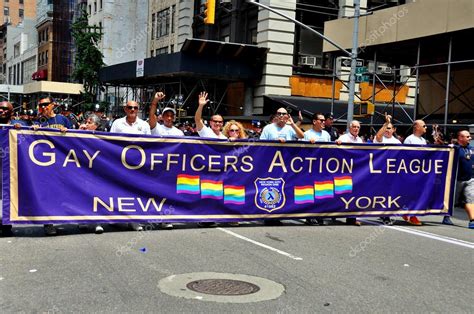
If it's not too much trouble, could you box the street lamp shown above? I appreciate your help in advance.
[246,0,361,129]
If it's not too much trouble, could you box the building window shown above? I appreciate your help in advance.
[4,8,9,16]
[94,1,97,13]
[150,50,154,57]
[151,13,155,39]
[19,9,24,19]
[171,5,176,34]
[156,8,170,39]
[45,28,48,41]
[100,0,103,10]
[88,5,91,15]
[19,0,24,4]
[155,47,167,55]
[14,43,20,58]
[45,51,48,64]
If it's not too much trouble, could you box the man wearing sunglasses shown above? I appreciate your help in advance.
[0,101,25,236]
[110,101,151,135]
[194,92,227,139]
[110,100,150,232]
[400,120,428,226]
[260,108,304,142]
[33,96,72,132]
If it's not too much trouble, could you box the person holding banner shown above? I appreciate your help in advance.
[195,92,227,139]
[259,108,304,142]
[401,120,427,226]
[336,120,363,226]
[301,112,330,226]
[223,120,247,140]
[110,101,151,232]
[148,92,183,229]
[0,101,24,236]
[455,130,474,229]
[373,114,401,225]
[32,97,73,235]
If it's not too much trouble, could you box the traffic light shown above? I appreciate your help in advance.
[354,101,375,117]
[204,0,216,25]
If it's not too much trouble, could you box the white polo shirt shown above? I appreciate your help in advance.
[198,125,227,139]
[151,124,184,137]
[374,136,401,144]
[110,117,151,135]
[338,133,363,143]
[404,134,427,145]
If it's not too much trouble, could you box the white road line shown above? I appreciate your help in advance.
[360,219,474,249]
[216,227,303,261]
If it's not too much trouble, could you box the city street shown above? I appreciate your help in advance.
[1,207,472,312]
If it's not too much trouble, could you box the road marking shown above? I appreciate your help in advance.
[217,227,303,260]
[361,219,474,249]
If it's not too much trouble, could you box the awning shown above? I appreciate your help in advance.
[100,39,269,85]
[264,95,415,125]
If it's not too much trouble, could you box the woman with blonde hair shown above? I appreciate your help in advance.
[223,120,247,140]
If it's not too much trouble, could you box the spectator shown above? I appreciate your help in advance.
[336,120,363,226]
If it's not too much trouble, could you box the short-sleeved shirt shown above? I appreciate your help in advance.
[303,129,331,142]
[197,125,227,139]
[35,114,72,129]
[260,123,297,141]
[404,134,427,145]
[151,124,184,137]
[337,133,363,143]
[458,145,474,181]
[374,136,401,144]
[110,117,151,135]
[325,126,339,141]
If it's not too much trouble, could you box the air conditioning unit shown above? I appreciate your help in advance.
[299,56,317,66]
[368,61,392,75]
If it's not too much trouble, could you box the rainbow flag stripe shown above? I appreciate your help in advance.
[201,180,224,199]
[224,185,245,205]
[294,186,314,204]
[334,176,353,194]
[177,174,200,194]
[314,181,334,199]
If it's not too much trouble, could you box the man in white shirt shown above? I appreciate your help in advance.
[194,91,227,139]
[110,101,151,135]
[260,108,304,142]
[110,101,150,231]
[336,120,362,226]
[400,120,427,226]
[302,112,330,226]
[148,92,184,137]
[336,120,363,144]
[148,92,183,229]
[303,112,331,143]
[374,114,401,144]
[404,120,427,145]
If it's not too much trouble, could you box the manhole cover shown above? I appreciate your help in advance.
[186,279,260,296]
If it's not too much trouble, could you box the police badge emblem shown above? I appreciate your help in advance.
[254,178,286,212]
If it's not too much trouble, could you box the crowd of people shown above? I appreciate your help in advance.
[0,92,472,236]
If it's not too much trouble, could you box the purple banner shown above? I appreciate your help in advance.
[1,128,458,224]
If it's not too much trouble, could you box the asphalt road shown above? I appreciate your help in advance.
[1,207,473,313]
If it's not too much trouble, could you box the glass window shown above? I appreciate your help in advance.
[19,9,24,19]
[4,8,9,16]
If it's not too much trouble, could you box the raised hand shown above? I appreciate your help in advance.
[198,92,209,107]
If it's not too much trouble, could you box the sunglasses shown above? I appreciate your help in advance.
[38,102,52,107]
[126,106,139,110]
[318,119,325,122]
[276,112,287,116]
[422,125,427,128]
[211,120,223,124]
[386,127,392,130]
[229,129,240,132]
[0,106,10,110]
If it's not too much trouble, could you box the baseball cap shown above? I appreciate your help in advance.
[162,107,176,115]
[324,112,334,120]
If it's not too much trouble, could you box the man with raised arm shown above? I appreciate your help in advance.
[194,91,226,139]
